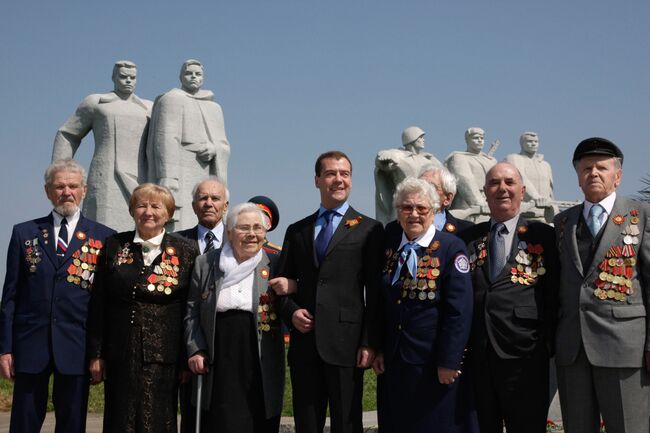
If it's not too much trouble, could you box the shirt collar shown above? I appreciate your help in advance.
[584,192,617,218]
[197,221,224,242]
[490,213,520,234]
[134,229,166,247]
[52,209,81,228]
[398,223,436,251]
[318,201,349,218]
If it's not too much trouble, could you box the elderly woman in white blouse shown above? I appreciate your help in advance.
[184,203,285,433]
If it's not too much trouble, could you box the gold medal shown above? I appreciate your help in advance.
[81,262,89,270]
[67,275,75,283]
[147,284,155,291]
[428,280,436,289]
[599,272,608,281]
[517,264,524,272]
[270,313,277,320]
[164,287,172,295]
[511,276,518,283]
[73,259,81,266]
[81,246,89,253]
[607,290,616,299]
[594,289,602,298]
[430,268,440,277]
[263,305,269,311]
[157,284,164,292]
[518,277,525,284]
[173,265,180,272]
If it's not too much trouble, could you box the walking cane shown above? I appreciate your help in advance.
[195,374,203,433]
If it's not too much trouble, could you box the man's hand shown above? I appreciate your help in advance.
[291,309,314,333]
[188,352,209,374]
[371,353,385,375]
[356,346,376,369]
[89,358,105,385]
[0,353,14,381]
[268,277,297,295]
[197,143,217,162]
[437,367,461,385]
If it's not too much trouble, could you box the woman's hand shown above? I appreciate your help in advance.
[188,352,209,374]
[437,367,461,385]
[268,277,297,295]
[89,358,105,385]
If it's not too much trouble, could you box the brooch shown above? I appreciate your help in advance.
[344,216,363,227]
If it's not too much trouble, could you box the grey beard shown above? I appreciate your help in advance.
[54,203,80,217]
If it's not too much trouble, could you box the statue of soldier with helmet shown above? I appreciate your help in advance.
[374,126,443,224]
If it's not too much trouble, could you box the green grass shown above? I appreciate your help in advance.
[0,352,379,416]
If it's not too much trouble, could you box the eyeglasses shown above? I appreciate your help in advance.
[398,205,431,215]
[234,224,266,234]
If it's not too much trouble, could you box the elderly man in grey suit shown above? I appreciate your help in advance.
[554,137,650,433]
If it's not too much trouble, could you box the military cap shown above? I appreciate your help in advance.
[248,196,279,232]
[572,137,623,166]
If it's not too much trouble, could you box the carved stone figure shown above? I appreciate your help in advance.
[504,132,558,223]
[374,126,443,224]
[444,127,497,223]
[52,60,152,232]
[146,59,231,231]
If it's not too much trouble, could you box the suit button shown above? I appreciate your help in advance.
[580,306,587,312]
[396,300,401,305]
[397,324,402,331]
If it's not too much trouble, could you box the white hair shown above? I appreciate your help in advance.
[393,177,440,213]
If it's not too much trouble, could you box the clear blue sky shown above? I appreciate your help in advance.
[1,0,649,282]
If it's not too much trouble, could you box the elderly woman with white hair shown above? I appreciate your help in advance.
[373,177,478,433]
[184,203,285,433]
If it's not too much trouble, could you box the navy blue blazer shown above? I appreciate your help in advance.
[0,213,115,375]
[381,230,473,369]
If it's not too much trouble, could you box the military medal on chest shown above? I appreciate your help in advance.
[24,237,43,273]
[396,241,441,301]
[469,236,488,271]
[115,242,134,265]
[66,236,102,289]
[258,274,278,333]
[593,210,639,302]
[146,246,180,295]
[510,241,546,285]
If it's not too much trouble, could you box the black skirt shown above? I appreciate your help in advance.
[202,309,265,433]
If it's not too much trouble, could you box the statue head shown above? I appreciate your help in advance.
[464,127,485,154]
[112,60,137,98]
[180,59,204,94]
[401,126,426,153]
[520,132,539,157]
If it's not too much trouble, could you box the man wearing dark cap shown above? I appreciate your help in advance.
[249,195,282,270]
[554,138,650,433]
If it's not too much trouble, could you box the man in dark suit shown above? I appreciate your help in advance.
[276,150,384,433]
[460,162,557,433]
[554,138,650,433]
[0,159,115,433]
[174,176,228,433]
[385,165,473,243]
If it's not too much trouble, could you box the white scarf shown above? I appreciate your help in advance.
[219,243,263,289]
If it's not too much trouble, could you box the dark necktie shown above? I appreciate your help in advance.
[315,210,335,264]
[204,231,216,254]
[490,223,507,280]
[57,218,69,262]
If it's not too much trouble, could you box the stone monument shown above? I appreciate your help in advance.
[374,126,443,224]
[146,59,231,231]
[504,132,558,223]
[52,60,153,232]
[444,127,498,223]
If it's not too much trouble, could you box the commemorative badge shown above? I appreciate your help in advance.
[146,247,180,295]
[66,238,103,290]
[444,223,456,233]
[344,216,363,228]
[24,237,42,272]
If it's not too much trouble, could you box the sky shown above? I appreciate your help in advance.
[1,0,649,283]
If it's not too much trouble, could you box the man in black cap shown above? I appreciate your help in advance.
[249,195,282,270]
[554,137,650,433]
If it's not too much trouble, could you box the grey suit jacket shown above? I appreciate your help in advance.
[184,250,285,417]
[554,196,650,368]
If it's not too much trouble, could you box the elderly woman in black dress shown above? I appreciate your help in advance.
[373,177,478,433]
[87,183,198,433]
[185,202,285,433]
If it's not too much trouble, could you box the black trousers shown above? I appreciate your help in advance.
[290,356,363,433]
[471,343,549,433]
[10,365,88,433]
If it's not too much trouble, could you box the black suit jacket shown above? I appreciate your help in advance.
[460,218,558,360]
[278,206,384,367]
[174,226,200,249]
